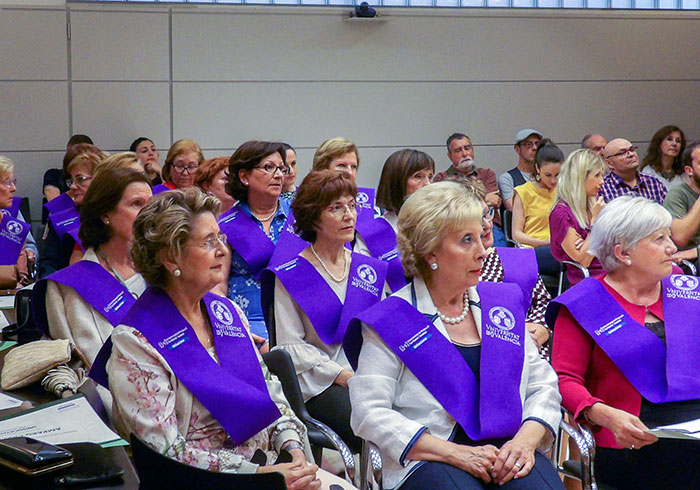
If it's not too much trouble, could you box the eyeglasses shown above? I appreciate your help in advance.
[519,141,538,148]
[607,146,637,159]
[326,200,358,217]
[172,164,198,174]
[0,178,17,189]
[255,163,290,176]
[66,175,92,187]
[482,206,495,222]
[199,232,228,251]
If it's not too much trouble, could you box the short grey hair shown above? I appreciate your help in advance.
[397,181,482,281]
[588,196,672,272]
[131,187,221,287]
[0,156,14,177]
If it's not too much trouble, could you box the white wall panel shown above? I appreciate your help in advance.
[0,82,69,151]
[70,11,170,81]
[0,9,67,80]
[72,82,170,151]
[172,11,700,82]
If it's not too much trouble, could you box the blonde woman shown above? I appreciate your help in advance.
[549,149,606,286]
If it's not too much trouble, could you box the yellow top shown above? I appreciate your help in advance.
[514,181,556,248]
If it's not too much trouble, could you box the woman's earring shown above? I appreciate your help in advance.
[430,262,438,271]
[242,181,249,186]
[174,269,182,277]
[626,260,632,266]
[104,217,110,224]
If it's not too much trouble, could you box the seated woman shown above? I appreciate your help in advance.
[512,139,563,277]
[42,168,152,370]
[38,150,105,278]
[549,149,606,286]
[375,149,434,292]
[640,125,686,190]
[103,188,350,489]
[153,139,203,194]
[129,137,162,185]
[0,156,34,288]
[195,156,236,215]
[98,152,146,173]
[550,196,700,489]
[221,140,292,340]
[269,170,387,453]
[281,143,298,201]
[348,182,563,490]
[463,180,552,351]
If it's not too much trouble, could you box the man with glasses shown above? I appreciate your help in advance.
[599,138,667,204]
[498,128,543,211]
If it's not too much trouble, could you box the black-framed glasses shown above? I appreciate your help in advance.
[255,163,290,176]
[519,141,538,148]
[172,164,198,174]
[482,206,495,222]
[66,175,92,187]
[607,146,637,159]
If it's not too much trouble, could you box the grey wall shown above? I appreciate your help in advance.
[1,3,699,221]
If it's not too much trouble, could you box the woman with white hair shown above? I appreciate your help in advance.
[347,182,563,490]
[549,149,606,286]
[549,195,700,489]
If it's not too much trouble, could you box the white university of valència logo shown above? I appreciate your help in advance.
[352,263,380,297]
[6,220,23,236]
[666,274,700,300]
[485,306,521,346]
[210,300,245,338]
[356,192,369,205]
[1,219,24,245]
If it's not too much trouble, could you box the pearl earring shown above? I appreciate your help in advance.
[174,269,181,277]
[626,260,632,266]
[104,217,110,224]
[242,181,249,186]
[430,262,438,271]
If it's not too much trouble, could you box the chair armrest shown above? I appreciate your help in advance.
[561,260,590,278]
[367,440,383,490]
[305,416,356,482]
[559,409,597,490]
[681,259,697,276]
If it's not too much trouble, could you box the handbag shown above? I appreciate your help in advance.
[0,339,72,390]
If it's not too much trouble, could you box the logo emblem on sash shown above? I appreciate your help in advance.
[670,274,699,291]
[0,209,8,216]
[6,221,22,235]
[211,300,234,326]
[357,192,369,205]
[488,307,515,331]
[357,264,378,285]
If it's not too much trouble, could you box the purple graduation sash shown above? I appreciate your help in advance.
[496,247,538,312]
[267,210,308,270]
[0,215,30,266]
[36,260,136,333]
[119,288,281,444]
[219,206,278,280]
[356,216,407,292]
[1,197,22,218]
[44,192,74,216]
[49,206,83,249]
[355,187,376,225]
[550,276,700,403]
[272,253,387,346]
[347,281,525,441]
[152,183,174,195]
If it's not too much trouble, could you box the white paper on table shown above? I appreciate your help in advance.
[0,392,23,410]
[0,394,122,446]
[649,418,700,440]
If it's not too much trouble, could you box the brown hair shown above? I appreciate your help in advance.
[225,140,286,203]
[641,125,686,177]
[162,139,204,183]
[376,149,434,213]
[292,170,357,243]
[62,143,106,178]
[312,137,360,171]
[79,168,152,249]
[195,157,229,189]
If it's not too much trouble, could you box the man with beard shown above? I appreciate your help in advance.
[434,132,506,246]
[498,129,542,211]
[664,141,700,263]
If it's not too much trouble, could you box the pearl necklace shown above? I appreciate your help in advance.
[436,290,470,325]
[251,202,278,222]
[311,244,349,283]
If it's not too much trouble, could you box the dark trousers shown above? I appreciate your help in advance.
[400,451,563,490]
[306,384,363,454]
[596,439,700,490]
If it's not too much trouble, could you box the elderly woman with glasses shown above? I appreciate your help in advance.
[550,196,700,489]
[93,189,353,490]
[265,170,388,453]
[219,140,293,342]
[347,182,563,490]
[153,139,204,194]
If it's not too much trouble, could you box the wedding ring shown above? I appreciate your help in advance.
[515,463,522,469]
[630,444,635,449]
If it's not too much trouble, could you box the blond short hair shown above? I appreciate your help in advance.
[96,152,143,174]
[312,137,360,171]
[397,181,482,281]
[162,139,204,183]
[131,187,220,287]
[0,156,14,178]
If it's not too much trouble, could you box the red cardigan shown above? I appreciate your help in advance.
[551,277,664,449]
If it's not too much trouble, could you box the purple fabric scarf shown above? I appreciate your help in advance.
[551,276,700,403]
[44,193,74,216]
[0,215,30,265]
[49,206,83,250]
[152,183,174,195]
[272,253,387,345]
[122,288,281,444]
[219,206,276,280]
[347,281,525,441]
[1,197,22,218]
[356,216,406,292]
[355,187,376,225]
[496,247,538,312]
[36,260,136,333]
